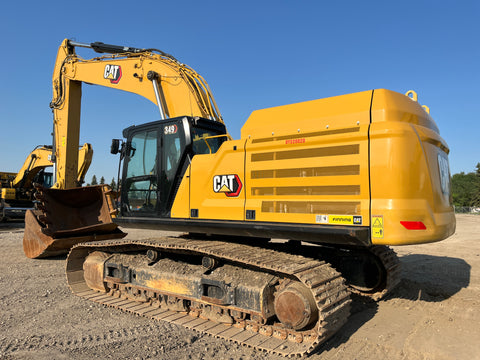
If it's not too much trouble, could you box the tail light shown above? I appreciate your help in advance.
[400,221,426,230]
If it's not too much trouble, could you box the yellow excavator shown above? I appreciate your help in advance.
[24,39,455,356]
[0,143,92,222]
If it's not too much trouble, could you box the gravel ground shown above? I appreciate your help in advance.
[0,215,478,360]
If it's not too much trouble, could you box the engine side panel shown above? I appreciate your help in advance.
[243,90,371,227]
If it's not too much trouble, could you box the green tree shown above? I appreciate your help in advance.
[91,175,98,185]
[452,171,479,207]
[110,177,117,189]
[472,163,480,207]
[100,176,105,185]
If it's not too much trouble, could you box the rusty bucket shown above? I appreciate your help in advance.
[23,185,126,259]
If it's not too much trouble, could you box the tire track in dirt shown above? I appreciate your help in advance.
[0,322,165,355]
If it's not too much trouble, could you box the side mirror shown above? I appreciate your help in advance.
[111,139,121,154]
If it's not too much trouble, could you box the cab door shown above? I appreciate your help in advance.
[159,120,188,216]
[121,125,160,216]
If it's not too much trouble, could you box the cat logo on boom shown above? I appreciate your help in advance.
[104,65,122,84]
[213,174,242,197]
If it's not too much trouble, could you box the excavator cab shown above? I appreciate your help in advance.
[32,169,54,189]
[114,116,227,218]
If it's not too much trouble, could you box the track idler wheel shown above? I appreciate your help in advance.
[274,281,318,330]
[83,251,111,292]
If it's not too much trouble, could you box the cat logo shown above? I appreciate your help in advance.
[104,64,122,84]
[213,174,242,197]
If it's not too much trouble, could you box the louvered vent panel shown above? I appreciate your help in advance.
[249,140,362,216]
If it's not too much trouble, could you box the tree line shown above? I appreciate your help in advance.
[86,175,117,189]
[452,163,480,208]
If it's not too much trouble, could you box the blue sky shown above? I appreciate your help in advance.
[0,1,478,183]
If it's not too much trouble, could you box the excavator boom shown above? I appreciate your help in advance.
[13,143,93,188]
[50,39,223,189]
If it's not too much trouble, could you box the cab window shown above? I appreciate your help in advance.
[191,126,227,154]
[124,129,158,214]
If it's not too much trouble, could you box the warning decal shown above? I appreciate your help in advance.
[372,215,384,239]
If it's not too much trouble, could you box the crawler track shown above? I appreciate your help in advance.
[66,237,351,357]
[360,245,401,301]
[265,242,401,301]
[323,245,401,301]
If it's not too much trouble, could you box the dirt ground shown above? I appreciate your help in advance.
[0,215,478,360]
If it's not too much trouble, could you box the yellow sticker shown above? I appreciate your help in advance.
[328,215,363,225]
[372,215,384,238]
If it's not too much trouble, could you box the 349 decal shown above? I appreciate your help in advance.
[104,64,122,84]
[164,124,178,135]
[213,174,242,197]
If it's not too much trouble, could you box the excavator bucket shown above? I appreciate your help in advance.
[23,185,126,258]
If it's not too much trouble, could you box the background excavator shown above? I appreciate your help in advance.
[0,143,92,222]
[23,39,455,356]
